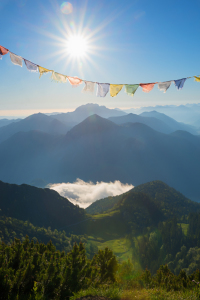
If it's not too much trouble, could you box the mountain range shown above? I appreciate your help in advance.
[0,104,197,145]
[125,103,200,126]
[0,118,21,128]
[0,104,127,143]
[108,112,197,134]
[51,103,127,125]
[0,113,200,201]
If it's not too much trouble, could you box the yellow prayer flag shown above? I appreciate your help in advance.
[110,84,124,97]
[194,76,200,82]
[38,66,51,78]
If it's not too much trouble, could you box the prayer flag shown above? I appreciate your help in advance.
[51,71,67,83]
[96,83,110,97]
[38,66,51,78]
[125,84,139,96]
[82,81,95,93]
[140,83,155,93]
[0,45,9,55]
[0,54,2,60]
[157,81,173,93]
[194,76,200,82]
[9,52,23,67]
[67,76,83,86]
[24,59,38,72]
[110,84,124,97]
[174,78,187,90]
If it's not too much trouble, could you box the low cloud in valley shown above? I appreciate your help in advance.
[49,179,134,208]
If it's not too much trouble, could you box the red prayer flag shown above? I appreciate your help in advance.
[140,83,155,93]
[0,45,9,55]
[67,76,82,86]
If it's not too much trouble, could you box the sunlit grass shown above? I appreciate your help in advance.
[70,287,200,300]
[178,223,189,236]
[70,285,122,300]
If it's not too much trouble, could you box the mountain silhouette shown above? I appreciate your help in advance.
[140,111,197,134]
[66,114,118,139]
[0,114,200,201]
[0,118,21,128]
[52,103,127,125]
[0,113,70,143]
[125,103,200,125]
[108,113,174,134]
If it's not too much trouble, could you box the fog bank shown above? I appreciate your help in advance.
[49,179,134,208]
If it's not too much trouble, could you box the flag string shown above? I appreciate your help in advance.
[0,44,200,97]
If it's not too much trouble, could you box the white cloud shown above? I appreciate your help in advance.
[49,179,134,208]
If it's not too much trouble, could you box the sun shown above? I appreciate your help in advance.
[66,35,88,58]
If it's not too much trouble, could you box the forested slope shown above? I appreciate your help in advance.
[0,181,87,231]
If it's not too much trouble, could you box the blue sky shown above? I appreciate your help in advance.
[0,0,200,117]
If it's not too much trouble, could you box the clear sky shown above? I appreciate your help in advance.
[0,0,200,117]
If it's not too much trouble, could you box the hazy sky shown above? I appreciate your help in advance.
[1,0,200,116]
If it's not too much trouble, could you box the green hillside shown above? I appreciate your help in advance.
[86,180,200,219]
[86,194,125,215]
[2,180,200,276]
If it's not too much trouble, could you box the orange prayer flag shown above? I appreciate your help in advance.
[140,83,155,93]
[67,76,82,86]
[0,45,9,55]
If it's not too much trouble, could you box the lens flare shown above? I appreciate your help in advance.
[70,21,75,29]
[60,2,73,14]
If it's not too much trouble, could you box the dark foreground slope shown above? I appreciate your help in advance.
[0,180,87,231]
[0,115,200,200]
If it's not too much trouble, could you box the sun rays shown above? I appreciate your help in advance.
[23,1,126,79]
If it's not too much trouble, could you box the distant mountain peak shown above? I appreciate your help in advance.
[66,114,118,139]
[25,112,50,121]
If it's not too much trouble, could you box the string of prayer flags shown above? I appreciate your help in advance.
[125,84,139,96]
[38,66,51,78]
[97,83,110,97]
[158,81,173,93]
[194,76,200,82]
[140,83,155,93]
[24,59,38,72]
[67,76,82,87]
[1,44,200,99]
[110,84,124,97]
[82,81,95,93]
[51,71,67,83]
[0,45,9,55]
[174,78,187,90]
[9,52,23,67]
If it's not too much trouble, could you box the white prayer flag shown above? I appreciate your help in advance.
[82,81,96,94]
[9,52,23,67]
